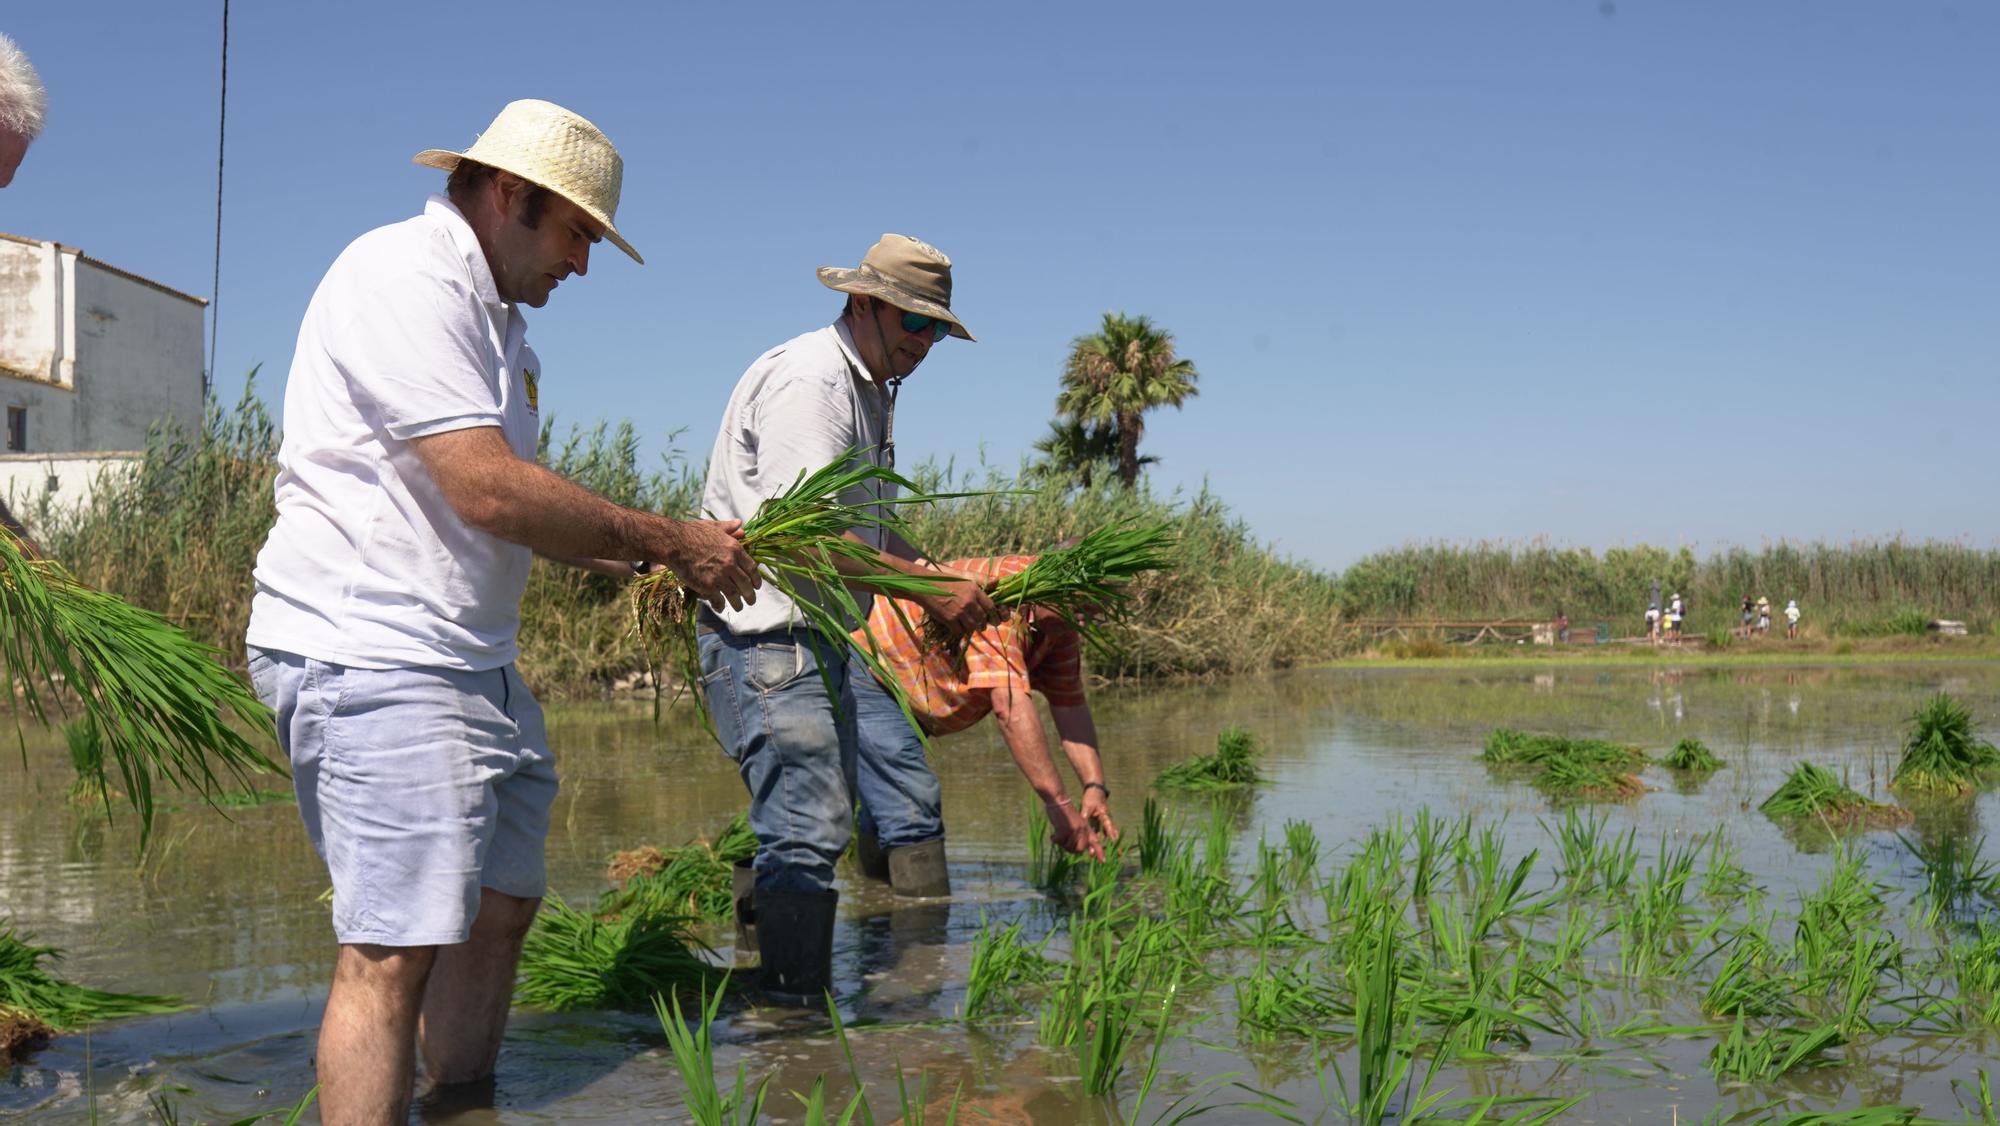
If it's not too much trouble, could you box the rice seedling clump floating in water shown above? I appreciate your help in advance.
[515,895,721,1012]
[1664,737,1724,772]
[1759,762,1911,830]
[1890,693,2000,798]
[602,814,757,923]
[1154,725,1262,790]
[1480,728,1647,801]
[0,925,183,1060]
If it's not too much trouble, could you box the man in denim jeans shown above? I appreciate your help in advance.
[698,234,997,1001]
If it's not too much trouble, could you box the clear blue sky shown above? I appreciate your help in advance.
[6,2,1995,570]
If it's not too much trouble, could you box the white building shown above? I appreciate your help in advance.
[0,232,207,524]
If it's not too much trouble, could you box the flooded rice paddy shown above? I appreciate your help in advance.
[8,661,2000,1123]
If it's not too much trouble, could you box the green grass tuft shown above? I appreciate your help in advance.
[515,895,722,1012]
[1891,693,2000,797]
[1664,737,1724,772]
[1154,725,1263,789]
[1759,762,1911,830]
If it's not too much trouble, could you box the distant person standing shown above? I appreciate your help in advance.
[0,31,46,188]
[1555,609,1570,645]
[1756,596,1772,637]
[1740,595,1755,639]
[1785,599,1801,639]
[1645,602,1661,644]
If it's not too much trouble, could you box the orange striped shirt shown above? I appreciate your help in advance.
[854,554,1087,736]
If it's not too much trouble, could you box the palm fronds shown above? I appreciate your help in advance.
[631,452,957,744]
[1664,737,1724,772]
[514,894,722,1012]
[0,924,184,1043]
[0,530,280,841]
[1760,763,1911,830]
[1891,693,2000,797]
[924,518,1178,664]
[1154,725,1262,790]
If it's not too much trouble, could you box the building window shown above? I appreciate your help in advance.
[4,407,23,452]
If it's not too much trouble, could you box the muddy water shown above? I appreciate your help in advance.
[6,661,2000,1123]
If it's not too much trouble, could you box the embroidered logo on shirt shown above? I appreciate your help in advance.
[522,367,539,413]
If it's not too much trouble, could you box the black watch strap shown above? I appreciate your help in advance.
[1083,781,1110,798]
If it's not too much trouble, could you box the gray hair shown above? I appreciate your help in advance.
[0,33,47,139]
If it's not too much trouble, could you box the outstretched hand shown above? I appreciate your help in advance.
[665,519,759,611]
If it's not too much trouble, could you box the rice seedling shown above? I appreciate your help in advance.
[1532,754,1645,802]
[601,814,756,923]
[1700,933,1799,1019]
[657,978,771,1126]
[1891,693,2000,797]
[1153,724,1263,790]
[149,1085,320,1126]
[1706,1015,1845,1081]
[63,716,112,805]
[1546,809,1639,897]
[1901,832,2000,926]
[921,517,1178,666]
[961,917,1059,1021]
[1759,762,1912,831]
[1484,730,1646,802]
[1284,818,1322,889]
[0,528,280,843]
[1665,737,1724,772]
[0,924,183,1041]
[629,452,960,742]
[1137,796,1173,874]
[1026,798,1087,891]
[515,894,721,1012]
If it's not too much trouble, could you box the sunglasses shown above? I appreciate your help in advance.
[899,310,953,342]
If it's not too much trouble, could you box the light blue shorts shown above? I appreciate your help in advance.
[249,647,556,947]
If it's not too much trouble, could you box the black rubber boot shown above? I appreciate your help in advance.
[886,837,950,898]
[854,824,891,882]
[731,861,758,958]
[754,887,838,1004]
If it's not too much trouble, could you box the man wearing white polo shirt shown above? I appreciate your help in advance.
[245,101,757,1125]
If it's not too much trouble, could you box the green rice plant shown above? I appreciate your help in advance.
[1153,724,1263,790]
[1665,737,1724,772]
[1026,798,1086,891]
[1485,731,1646,802]
[1900,832,2000,926]
[1234,955,1340,1039]
[1546,810,1639,897]
[1706,1015,1845,1081]
[149,1085,320,1126]
[1409,807,1461,901]
[961,917,1059,1021]
[1532,754,1644,802]
[1284,818,1321,889]
[1759,762,1912,831]
[602,815,756,923]
[63,716,111,805]
[1946,920,2000,1030]
[922,517,1177,665]
[0,527,280,843]
[515,894,721,1012]
[656,978,769,1126]
[1202,798,1237,880]
[1137,796,1173,874]
[1700,932,1799,1018]
[0,924,183,1036]
[1704,834,1756,900]
[630,452,960,743]
[1891,693,2000,797]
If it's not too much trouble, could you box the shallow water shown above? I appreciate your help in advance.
[6,661,2000,1123]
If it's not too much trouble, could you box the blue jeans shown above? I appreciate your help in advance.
[849,654,944,850]
[698,628,857,893]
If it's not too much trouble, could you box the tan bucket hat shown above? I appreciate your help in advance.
[413,99,642,264]
[817,234,974,341]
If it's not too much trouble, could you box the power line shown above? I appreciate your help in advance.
[207,0,228,397]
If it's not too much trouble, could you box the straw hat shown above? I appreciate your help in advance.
[413,99,642,264]
[817,234,974,341]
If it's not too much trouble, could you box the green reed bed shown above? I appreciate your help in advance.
[1892,694,2000,798]
[1761,763,1913,831]
[1154,724,1263,790]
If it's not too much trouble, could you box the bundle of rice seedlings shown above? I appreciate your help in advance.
[1481,729,1647,802]
[514,894,722,1012]
[1891,693,2000,797]
[630,452,957,742]
[1154,725,1262,790]
[0,924,183,1059]
[1,530,279,841]
[63,717,114,805]
[1533,755,1645,802]
[1665,737,1724,772]
[1759,763,1911,830]
[922,518,1177,666]
[601,814,756,923]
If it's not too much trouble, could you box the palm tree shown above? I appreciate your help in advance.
[1028,417,1141,488]
[1055,313,1200,488]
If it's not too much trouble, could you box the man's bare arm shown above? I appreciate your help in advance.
[410,426,758,608]
[990,682,1103,860]
[1049,702,1118,841]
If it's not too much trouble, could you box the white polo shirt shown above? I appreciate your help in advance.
[247,195,541,670]
[701,322,892,635]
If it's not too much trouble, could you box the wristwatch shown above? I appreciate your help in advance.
[631,560,656,576]
[1083,781,1110,799]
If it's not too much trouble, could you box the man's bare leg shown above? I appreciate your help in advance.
[418,888,541,1086]
[319,943,437,1126]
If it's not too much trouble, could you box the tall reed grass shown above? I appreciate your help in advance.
[37,390,1340,695]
